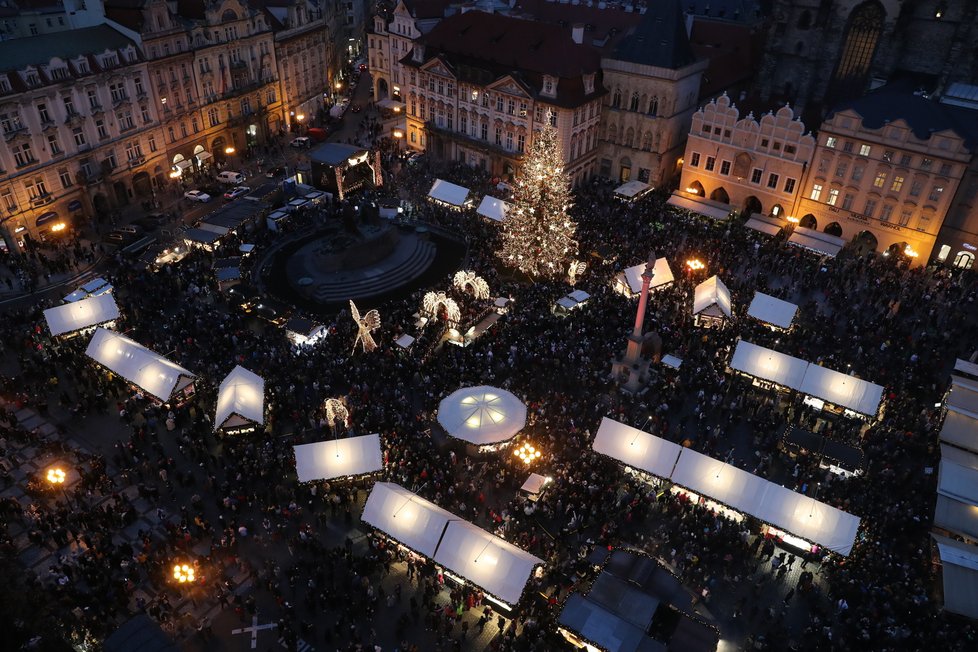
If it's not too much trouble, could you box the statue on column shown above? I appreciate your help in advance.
[610,250,662,393]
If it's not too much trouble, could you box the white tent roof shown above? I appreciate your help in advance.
[661,354,683,369]
[520,473,549,494]
[293,434,383,482]
[948,377,978,414]
[744,215,785,236]
[935,494,978,543]
[787,227,845,257]
[476,196,510,222]
[591,416,682,479]
[799,364,884,417]
[556,297,578,310]
[933,533,978,619]
[395,334,416,349]
[437,386,527,446]
[671,447,860,555]
[44,294,120,336]
[667,192,732,220]
[729,340,809,390]
[428,179,470,207]
[85,328,195,402]
[747,292,798,329]
[614,180,651,199]
[362,482,458,557]
[938,445,978,505]
[693,275,732,317]
[954,359,978,381]
[363,483,543,605]
[940,406,978,453]
[214,366,264,430]
[568,290,590,303]
[434,520,543,605]
[617,258,675,295]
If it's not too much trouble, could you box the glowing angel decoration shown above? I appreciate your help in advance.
[567,260,587,286]
[452,270,491,300]
[422,291,461,324]
[323,397,350,431]
[349,300,381,354]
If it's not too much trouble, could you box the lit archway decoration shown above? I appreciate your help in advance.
[422,291,461,324]
[350,300,381,353]
[452,271,490,300]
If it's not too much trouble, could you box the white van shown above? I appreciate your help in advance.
[217,171,246,184]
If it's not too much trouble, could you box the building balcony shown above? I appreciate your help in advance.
[425,121,524,159]
[30,193,55,207]
[3,125,29,141]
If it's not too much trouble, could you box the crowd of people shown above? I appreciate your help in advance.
[1,127,977,652]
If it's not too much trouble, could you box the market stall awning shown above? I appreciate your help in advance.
[661,354,683,369]
[614,180,652,201]
[671,447,861,555]
[434,519,543,606]
[614,258,674,296]
[428,179,470,207]
[783,427,863,472]
[693,275,732,317]
[183,228,222,246]
[940,406,978,453]
[591,416,682,479]
[558,593,651,652]
[935,494,978,543]
[938,444,978,506]
[955,358,978,381]
[437,385,526,446]
[395,334,415,349]
[362,482,458,557]
[747,292,798,329]
[520,473,549,495]
[214,365,264,431]
[476,196,510,222]
[744,214,786,236]
[44,293,120,336]
[730,340,807,389]
[787,226,845,257]
[799,364,884,417]
[195,151,212,162]
[667,192,733,221]
[948,376,978,414]
[933,533,978,619]
[377,98,405,111]
[85,328,195,402]
[293,434,383,482]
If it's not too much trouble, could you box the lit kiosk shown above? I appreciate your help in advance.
[437,386,527,454]
[293,434,383,483]
[214,366,265,434]
[85,328,196,405]
[611,251,662,394]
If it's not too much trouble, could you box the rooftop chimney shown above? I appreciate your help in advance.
[571,23,584,44]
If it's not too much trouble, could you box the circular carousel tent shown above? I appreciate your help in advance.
[437,386,527,447]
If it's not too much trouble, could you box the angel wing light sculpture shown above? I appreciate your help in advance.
[422,291,461,324]
[323,397,350,431]
[567,260,587,286]
[452,270,491,300]
[350,300,381,354]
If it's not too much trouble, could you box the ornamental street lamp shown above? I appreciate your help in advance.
[172,563,196,584]
[513,442,542,465]
[686,258,705,272]
[46,466,72,507]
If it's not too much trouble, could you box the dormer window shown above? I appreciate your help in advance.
[583,73,595,95]
[0,75,10,93]
[412,45,425,63]
[22,69,40,86]
[375,18,385,33]
[50,66,70,81]
[102,53,119,68]
[542,75,556,97]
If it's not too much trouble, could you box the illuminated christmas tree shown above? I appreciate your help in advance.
[497,116,577,279]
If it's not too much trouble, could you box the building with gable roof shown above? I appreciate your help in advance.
[0,22,165,249]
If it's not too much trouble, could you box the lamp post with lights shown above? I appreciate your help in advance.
[46,466,72,508]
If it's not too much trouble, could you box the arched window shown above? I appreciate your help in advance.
[612,89,622,108]
[630,92,639,112]
[828,2,885,103]
[648,97,658,116]
[954,251,975,269]
[607,124,617,143]
[624,127,634,148]
[641,132,653,151]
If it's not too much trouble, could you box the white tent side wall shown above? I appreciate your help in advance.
[693,275,732,317]
[933,534,978,619]
[84,328,195,402]
[476,196,510,222]
[591,416,682,478]
[799,364,884,417]
[428,179,470,207]
[44,293,120,336]
[214,365,265,430]
[940,407,978,453]
[747,292,798,329]
[293,434,383,482]
[362,482,458,558]
[729,340,808,390]
[434,520,543,606]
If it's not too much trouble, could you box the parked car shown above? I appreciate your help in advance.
[290,137,311,149]
[223,186,251,200]
[117,224,143,236]
[351,104,362,113]
[103,230,136,246]
[406,152,424,166]
[265,166,287,178]
[216,171,247,185]
[184,190,211,203]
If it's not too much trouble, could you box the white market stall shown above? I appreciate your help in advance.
[613,180,652,202]
[85,328,196,403]
[520,473,551,499]
[476,196,511,222]
[293,434,383,482]
[434,520,544,607]
[428,179,470,209]
[729,340,809,391]
[214,366,265,433]
[667,192,733,221]
[437,386,527,448]
[799,364,884,419]
[670,447,861,555]
[787,227,845,257]
[591,416,682,479]
[44,293,120,337]
[940,406,978,454]
[362,482,457,557]
[612,258,674,297]
[747,292,798,330]
[285,317,327,347]
[933,533,978,620]
[64,277,113,303]
[744,213,786,237]
[948,376,978,414]
[692,275,732,323]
